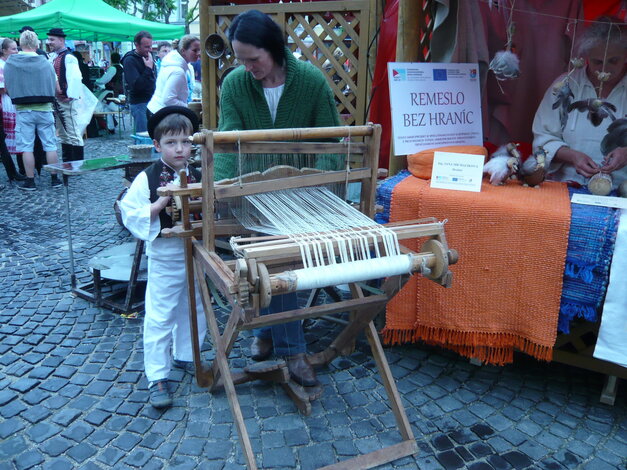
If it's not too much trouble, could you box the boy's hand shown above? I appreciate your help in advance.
[150,196,171,220]
[156,195,171,210]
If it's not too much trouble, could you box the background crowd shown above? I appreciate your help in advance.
[0,26,201,192]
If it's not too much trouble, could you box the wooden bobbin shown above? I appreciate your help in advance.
[234,259,250,307]
[257,262,272,309]
[420,239,449,280]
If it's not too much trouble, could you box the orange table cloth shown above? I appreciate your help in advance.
[383,177,571,365]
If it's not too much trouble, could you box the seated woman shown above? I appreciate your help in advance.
[217,10,342,387]
[532,16,626,187]
[534,17,627,369]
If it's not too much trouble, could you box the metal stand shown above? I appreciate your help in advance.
[73,239,147,315]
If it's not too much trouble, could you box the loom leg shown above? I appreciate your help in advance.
[186,238,212,387]
[600,375,618,406]
[194,257,258,469]
[208,305,246,392]
[365,320,415,442]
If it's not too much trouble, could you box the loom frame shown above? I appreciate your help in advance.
[158,124,457,469]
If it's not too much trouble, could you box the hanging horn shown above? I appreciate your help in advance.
[205,33,226,59]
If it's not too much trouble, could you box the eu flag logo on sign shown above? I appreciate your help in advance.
[433,69,447,81]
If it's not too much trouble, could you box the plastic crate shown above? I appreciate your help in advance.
[130,134,153,145]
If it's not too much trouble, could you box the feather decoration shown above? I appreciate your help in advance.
[568,99,617,127]
[552,79,574,129]
[601,117,627,156]
[483,144,520,185]
[489,50,520,80]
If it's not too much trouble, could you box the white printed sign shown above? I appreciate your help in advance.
[571,193,627,210]
[430,151,485,192]
[387,62,483,155]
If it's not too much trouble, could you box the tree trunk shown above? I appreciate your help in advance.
[181,0,189,34]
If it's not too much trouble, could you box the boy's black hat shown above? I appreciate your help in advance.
[19,26,34,33]
[147,106,199,139]
[47,28,66,38]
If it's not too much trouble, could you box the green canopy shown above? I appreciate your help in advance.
[0,0,184,41]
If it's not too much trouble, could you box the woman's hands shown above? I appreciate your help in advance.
[601,147,627,173]
[555,147,600,178]
[555,145,627,178]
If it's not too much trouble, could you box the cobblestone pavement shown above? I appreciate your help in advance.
[0,128,625,470]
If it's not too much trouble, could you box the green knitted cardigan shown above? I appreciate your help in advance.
[215,47,341,180]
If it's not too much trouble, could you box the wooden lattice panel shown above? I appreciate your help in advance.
[201,0,376,129]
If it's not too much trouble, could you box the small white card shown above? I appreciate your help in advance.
[571,193,627,209]
[430,151,484,192]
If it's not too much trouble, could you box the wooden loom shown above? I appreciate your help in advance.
[157,124,458,470]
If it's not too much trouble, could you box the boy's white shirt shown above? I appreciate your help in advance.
[119,170,184,259]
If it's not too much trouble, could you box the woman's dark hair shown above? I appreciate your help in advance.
[111,52,121,63]
[154,113,193,142]
[227,10,285,66]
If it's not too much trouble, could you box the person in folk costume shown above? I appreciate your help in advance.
[46,28,85,162]
[119,106,207,409]
[217,10,343,388]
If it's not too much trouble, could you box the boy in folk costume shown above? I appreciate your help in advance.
[120,106,206,408]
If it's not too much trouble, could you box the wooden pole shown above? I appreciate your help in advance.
[200,0,213,130]
[389,0,423,176]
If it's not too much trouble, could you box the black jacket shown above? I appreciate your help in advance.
[121,50,156,104]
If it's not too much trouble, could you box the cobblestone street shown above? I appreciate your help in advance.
[0,129,625,470]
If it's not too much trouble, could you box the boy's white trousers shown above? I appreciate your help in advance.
[144,255,207,383]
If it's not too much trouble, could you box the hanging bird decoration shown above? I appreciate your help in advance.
[568,98,617,127]
[598,116,627,194]
[520,147,547,187]
[601,117,627,156]
[489,20,520,81]
[490,50,520,81]
[552,79,574,129]
[550,58,584,129]
[483,143,521,185]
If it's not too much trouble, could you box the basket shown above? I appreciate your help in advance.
[128,144,154,159]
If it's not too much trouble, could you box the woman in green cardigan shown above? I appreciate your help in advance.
[216,10,341,181]
[217,10,342,387]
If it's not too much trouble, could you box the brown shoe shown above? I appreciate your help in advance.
[285,353,318,387]
[250,336,273,361]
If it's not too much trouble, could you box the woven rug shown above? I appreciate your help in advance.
[375,170,410,224]
[383,177,571,365]
[559,187,619,333]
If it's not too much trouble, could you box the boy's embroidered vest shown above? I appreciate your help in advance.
[145,160,202,235]
[53,49,69,101]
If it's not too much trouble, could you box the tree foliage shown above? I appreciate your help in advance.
[104,0,177,24]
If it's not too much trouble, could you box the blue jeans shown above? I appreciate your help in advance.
[254,293,305,356]
[130,102,148,133]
